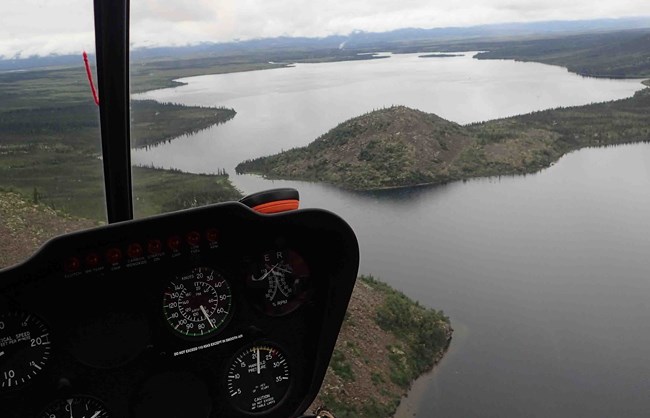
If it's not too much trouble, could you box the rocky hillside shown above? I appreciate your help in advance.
[237,86,650,190]
[237,106,474,189]
[310,276,452,417]
[0,191,98,268]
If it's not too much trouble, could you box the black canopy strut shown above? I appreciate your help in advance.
[93,0,133,223]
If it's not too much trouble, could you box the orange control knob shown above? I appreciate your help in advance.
[239,188,300,214]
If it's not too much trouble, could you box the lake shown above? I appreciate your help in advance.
[133,53,650,416]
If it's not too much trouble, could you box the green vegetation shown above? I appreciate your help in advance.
[131,61,285,93]
[5,28,648,210]
[130,49,382,93]
[0,44,389,219]
[236,86,650,190]
[385,28,650,79]
[329,349,355,382]
[0,67,236,151]
[131,100,235,148]
[472,30,650,78]
[0,143,240,220]
[0,190,98,269]
[236,106,472,189]
[0,59,241,220]
[364,276,450,388]
[419,53,462,58]
[360,398,399,417]
[320,394,358,418]
[313,276,452,417]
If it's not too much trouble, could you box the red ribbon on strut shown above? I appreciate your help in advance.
[83,51,100,106]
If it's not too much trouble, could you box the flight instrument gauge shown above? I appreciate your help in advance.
[226,343,291,414]
[246,249,311,316]
[0,311,51,392]
[41,396,110,418]
[163,267,233,338]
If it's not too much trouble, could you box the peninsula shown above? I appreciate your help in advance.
[236,85,650,190]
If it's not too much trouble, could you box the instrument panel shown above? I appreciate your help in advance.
[0,202,359,417]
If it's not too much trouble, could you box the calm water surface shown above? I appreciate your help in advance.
[132,52,642,174]
[133,54,650,416]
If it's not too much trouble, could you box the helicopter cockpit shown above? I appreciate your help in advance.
[0,189,359,417]
[1,1,360,417]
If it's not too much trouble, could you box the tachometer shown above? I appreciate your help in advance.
[0,311,51,392]
[226,343,291,414]
[163,267,233,338]
[246,249,311,316]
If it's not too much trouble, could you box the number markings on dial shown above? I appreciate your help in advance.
[0,311,51,391]
[226,344,291,413]
[41,396,110,418]
[163,267,233,338]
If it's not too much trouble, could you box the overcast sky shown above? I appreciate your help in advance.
[1,0,649,59]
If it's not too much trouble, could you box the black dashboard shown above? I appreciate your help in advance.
[0,201,359,417]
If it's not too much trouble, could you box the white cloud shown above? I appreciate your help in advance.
[0,0,95,58]
[1,0,650,58]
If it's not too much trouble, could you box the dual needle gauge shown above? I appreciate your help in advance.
[246,249,312,316]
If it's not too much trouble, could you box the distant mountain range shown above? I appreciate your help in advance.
[1,16,649,72]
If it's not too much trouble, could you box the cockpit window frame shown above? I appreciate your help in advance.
[93,0,134,223]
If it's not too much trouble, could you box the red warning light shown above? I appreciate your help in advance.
[106,248,122,264]
[167,236,181,252]
[147,239,162,255]
[64,257,81,273]
[127,243,143,259]
[186,231,201,247]
[205,228,219,243]
[85,253,100,269]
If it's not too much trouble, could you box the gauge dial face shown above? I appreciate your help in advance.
[41,396,110,418]
[0,311,51,392]
[246,250,311,316]
[163,267,233,338]
[226,343,291,414]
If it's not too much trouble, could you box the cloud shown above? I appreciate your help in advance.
[129,0,650,46]
[0,0,95,58]
[1,0,650,58]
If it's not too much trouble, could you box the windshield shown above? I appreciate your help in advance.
[0,0,102,268]
[3,0,650,416]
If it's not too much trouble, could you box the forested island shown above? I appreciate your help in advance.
[418,53,462,58]
[236,84,650,190]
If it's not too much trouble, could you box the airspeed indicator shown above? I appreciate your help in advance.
[163,267,233,339]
